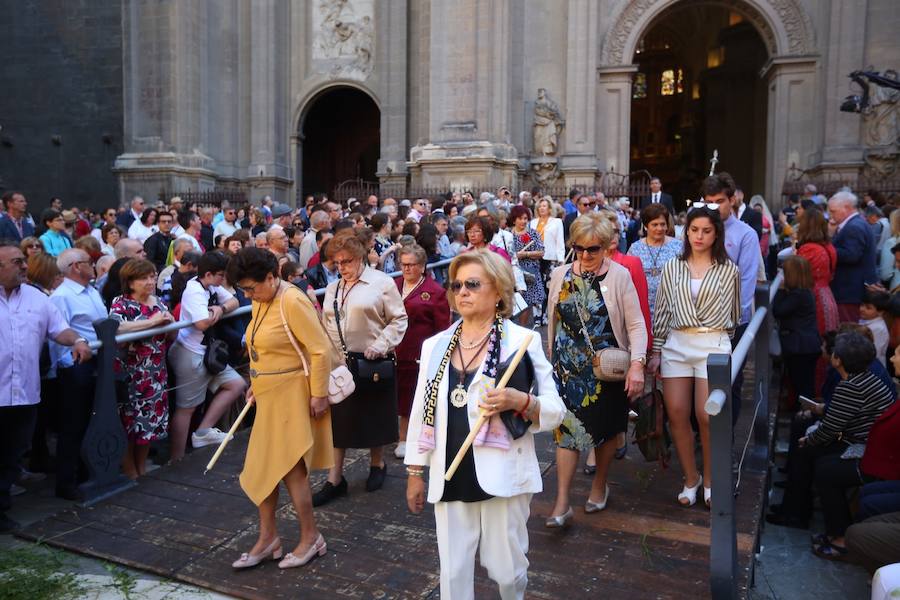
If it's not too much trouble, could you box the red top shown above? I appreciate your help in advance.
[307,251,321,268]
[797,242,837,289]
[610,250,652,350]
[394,276,452,362]
[860,399,900,481]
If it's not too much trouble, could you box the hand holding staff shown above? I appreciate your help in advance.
[204,392,255,474]
[444,334,534,481]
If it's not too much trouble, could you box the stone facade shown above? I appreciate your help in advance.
[2,0,899,209]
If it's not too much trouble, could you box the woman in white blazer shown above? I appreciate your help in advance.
[405,250,565,600]
[530,196,566,263]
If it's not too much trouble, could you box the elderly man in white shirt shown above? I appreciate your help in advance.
[0,242,91,531]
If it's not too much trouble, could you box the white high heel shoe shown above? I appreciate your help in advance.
[232,537,282,569]
[677,475,703,507]
[704,486,712,509]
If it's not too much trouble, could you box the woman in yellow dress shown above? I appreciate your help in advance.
[226,248,335,570]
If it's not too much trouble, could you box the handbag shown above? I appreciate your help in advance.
[279,287,354,405]
[332,293,396,389]
[632,389,671,467]
[201,287,229,375]
[573,286,630,381]
[495,351,534,439]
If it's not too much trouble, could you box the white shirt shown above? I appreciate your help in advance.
[176,278,234,355]
[49,278,108,369]
[128,220,157,243]
[213,220,238,240]
[861,317,890,367]
[177,232,202,253]
[653,192,661,203]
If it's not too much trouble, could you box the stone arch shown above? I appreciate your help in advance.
[293,81,381,135]
[600,0,815,66]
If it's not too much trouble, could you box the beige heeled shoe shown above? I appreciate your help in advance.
[545,507,574,528]
[278,534,327,569]
[232,537,282,569]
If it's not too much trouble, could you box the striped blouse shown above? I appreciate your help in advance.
[651,259,741,353]
[808,370,895,446]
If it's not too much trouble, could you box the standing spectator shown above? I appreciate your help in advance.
[199,207,215,251]
[860,289,891,366]
[732,188,763,240]
[176,210,204,253]
[127,208,158,244]
[432,213,454,260]
[109,259,174,479]
[393,245,450,459]
[305,240,339,290]
[509,206,546,327]
[865,205,891,256]
[91,208,118,243]
[267,228,294,267]
[299,209,331,270]
[314,230,408,506]
[642,176,676,215]
[143,211,176,271]
[165,251,200,308]
[116,196,145,229]
[563,192,596,243]
[156,238,193,295]
[0,241,91,531]
[20,237,43,259]
[829,190,878,322]
[464,216,510,262]
[0,192,34,242]
[878,210,900,288]
[50,249,108,500]
[795,208,840,335]
[99,224,121,258]
[371,213,399,273]
[773,256,822,401]
[38,210,73,257]
[213,205,239,240]
[530,196,566,265]
[627,204,682,315]
[168,252,247,461]
[270,203,293,230]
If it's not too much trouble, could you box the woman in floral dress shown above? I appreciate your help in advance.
[110,258,175,479]
[509,205,546,327]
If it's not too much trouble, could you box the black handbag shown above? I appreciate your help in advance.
[495,351,535,440]
[333,294,396,388]
[201,289,229,375]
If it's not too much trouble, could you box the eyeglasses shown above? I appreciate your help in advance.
[400,262,422,269]
[334,258,358,268]
[692,202,720,210]
[572,244,603,255]
[449,278,484,293]
[580,201,596,208]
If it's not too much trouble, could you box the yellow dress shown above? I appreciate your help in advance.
[239,285,335,506]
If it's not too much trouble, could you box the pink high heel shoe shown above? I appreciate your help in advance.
[278,534,327,569]
[232,537,282,569]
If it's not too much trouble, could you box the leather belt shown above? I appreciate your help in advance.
[677,327,725,334]
[249,366,303,378]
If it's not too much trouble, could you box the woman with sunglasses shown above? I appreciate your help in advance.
[544,213,648,528]
[648,207,740,508]
[405,249,565,599]
[19,236,44,259]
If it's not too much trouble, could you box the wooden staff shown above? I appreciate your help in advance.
[444,333,534,481]
[204,399,254,474]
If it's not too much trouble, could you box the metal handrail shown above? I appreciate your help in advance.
[705,270,782,599]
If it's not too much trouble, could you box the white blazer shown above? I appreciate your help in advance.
[405,320,565,503]
[530,217,565,262]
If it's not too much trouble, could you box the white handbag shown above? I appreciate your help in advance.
[279,288,355,405]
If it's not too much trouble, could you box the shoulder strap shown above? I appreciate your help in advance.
[332,290,348,357]
[279,286,310,376]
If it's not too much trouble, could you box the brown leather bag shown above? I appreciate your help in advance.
[632,389,671,468]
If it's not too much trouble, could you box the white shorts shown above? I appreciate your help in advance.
[169,342,243,409]
[660,329,731,379]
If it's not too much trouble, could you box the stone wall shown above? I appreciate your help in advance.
[0,0,123,211]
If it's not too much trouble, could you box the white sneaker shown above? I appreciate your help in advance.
[191,427,232,448]
[393,442,406,459]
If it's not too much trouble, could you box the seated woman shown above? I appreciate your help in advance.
[768,331,894,530]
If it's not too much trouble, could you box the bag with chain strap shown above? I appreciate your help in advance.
[573,275,630,381]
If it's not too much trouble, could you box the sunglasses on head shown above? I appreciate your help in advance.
[572,244,603,255]
[692,202,720,210]
[449,278,483,293]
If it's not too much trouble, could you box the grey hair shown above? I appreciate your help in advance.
[57,248,89,273]
[114,238,143,259]
[310,211,331,229]
[829,190,859,209]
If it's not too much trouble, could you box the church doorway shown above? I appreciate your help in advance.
[300,87,380,199]
[629,4,768,210]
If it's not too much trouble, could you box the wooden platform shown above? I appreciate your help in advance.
[18,394,769,600]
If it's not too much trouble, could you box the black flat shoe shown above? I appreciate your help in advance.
[766,512,809,530]
[312,477,347,507]
[583,465,597,476]
[366,464,387,492]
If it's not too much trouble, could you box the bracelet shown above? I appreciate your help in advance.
[518,393,532,418]
[406,466,425,477]
[74,337,88,345]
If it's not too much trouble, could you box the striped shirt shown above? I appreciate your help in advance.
[809,370,895,446]
[651,259,741,353]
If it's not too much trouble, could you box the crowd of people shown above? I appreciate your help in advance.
[0,175,898,597]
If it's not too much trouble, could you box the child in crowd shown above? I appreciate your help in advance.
[860,289,890,366]
[773,256,822,401]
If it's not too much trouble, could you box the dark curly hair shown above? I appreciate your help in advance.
[465,215,496,241]
[507,205,532,227]
[226,247,277,283]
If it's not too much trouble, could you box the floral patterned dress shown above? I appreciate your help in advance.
[110,295,170,444]
[512,227,546,308]
[552,270,627,450]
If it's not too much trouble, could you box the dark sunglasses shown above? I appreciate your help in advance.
[580,201,596,208]
[572,244,603,255]
[449,278,483,293]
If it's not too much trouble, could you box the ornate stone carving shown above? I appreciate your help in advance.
[313,0,375,80]
[861,70,900,178]
[600,0,814,66]
[531,158,560,185]
[532,88,565,157]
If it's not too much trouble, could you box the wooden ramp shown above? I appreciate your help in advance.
[18,404,768,600]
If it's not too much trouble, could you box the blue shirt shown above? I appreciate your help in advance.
[39,230,73,257]
[724,215,761,325]
[49,278,107,369]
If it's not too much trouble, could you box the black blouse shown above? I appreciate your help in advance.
[441,368,493,503]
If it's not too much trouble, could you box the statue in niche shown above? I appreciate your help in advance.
[532,88,565,157]
[863,69,899,148]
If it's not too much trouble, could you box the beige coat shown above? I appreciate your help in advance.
[546,261,648,363]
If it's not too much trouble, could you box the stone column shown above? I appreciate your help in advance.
[559,0,600,186]
[375,0,409,187]
[596,66,637,179]
[765,57,817,207]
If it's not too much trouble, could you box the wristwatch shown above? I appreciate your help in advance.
[74,337,88,345]
[633,356,647,366]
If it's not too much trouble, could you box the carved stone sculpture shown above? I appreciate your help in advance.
[532,88,565,157]
[313,0,375,80]
[861,69,900,178]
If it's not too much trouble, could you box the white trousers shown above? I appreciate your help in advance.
[434,494,532,600]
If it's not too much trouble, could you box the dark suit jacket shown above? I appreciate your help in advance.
[0,214,35,242]
[831,214,878,304]
[116,211,136,229]
[201,224,214,252]
[563,211,578,244]
[642,192,675,215]
[144,232,174,272]
[305,263,338,291]
[740,206,764,240]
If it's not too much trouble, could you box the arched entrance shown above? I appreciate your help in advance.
[299,87,380,198]
[629,5,768,207]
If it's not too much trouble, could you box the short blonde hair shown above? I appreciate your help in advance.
[569,212,616,249]
[448,249,516,318]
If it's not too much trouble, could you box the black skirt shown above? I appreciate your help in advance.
[330,364,399,449]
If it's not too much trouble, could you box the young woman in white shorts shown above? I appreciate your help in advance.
[647,206,740,508]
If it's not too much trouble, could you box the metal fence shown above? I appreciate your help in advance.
[156,189,248,208]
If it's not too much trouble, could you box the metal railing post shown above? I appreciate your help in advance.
[79,318,136,505]
[707,353,737,600]
[752,281,772,469]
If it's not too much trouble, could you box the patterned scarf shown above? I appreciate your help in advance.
[417,314,511,454]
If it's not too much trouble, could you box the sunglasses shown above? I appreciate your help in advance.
[692,202,720,210]
[449,278,483,293]
[580,201,596,208]
[572,244,603,255]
